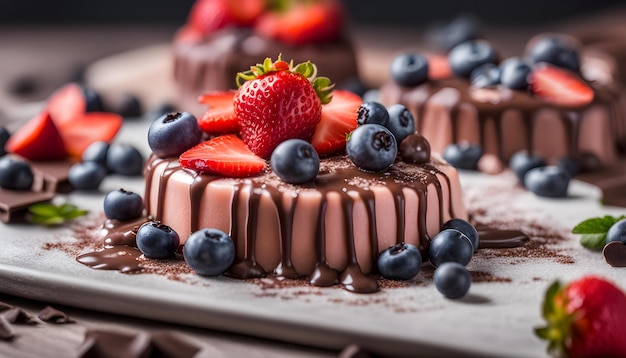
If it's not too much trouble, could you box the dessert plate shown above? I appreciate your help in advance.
[1,121,624,357]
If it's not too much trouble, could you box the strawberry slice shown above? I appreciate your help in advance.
[188,0,233,36]
[427,54,453,80]
[225,0,265,26]
[179,134,266,177]
[310,90,362,156]
[529,65,594,107]
[197,91,239,134]
[59,112,122,159]
[46,83,86,126]
[5,111,67,161]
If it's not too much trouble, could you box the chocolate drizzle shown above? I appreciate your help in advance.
[141,155,460,293]
[76,246,143,273]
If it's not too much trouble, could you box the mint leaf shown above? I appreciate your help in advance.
[572,215,625,250]
[27,202,88,226]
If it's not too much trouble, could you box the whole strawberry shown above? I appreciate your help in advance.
[535,276,626,358]
[234,56,333,158]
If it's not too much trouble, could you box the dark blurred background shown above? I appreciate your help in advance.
[0,0,623,27]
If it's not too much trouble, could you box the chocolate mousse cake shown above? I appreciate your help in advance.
[173,0,359,115]
[380,34,626,168]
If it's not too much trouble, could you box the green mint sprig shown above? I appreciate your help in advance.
[572,215,625,250]
[27,203,88,226]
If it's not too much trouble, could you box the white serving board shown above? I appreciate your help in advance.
[1,119,625,357]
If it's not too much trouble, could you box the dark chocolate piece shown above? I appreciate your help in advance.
[476,227,530,249]
[38,306,76,324]
[3,307,38,324]
[603,241,626,267]
[0,187,55,223]
[0,316,15,340]
[151,331,202,358]
[30,160,74,194]
[77,329,201,358]
[576,159,626,208]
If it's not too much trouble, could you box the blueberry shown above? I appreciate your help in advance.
[271,139,320,184]
[524,166,570,198]
[526,35,580,72]
[389,53,429,87]
[183,228,235,276]
[399,133,431,164]
[385,104,415,144]
[428,15,481,52]
[434,262,472,299]
[136,221,180,259]
[442,218,479,252]
[470,63,500,88]
[556,156,580,176]
[103,189,144,221]
[448,40,498,78]
[509,151,546,185]
[0,127,10,157]
[81,141,110,166]
[117,94,143,118]
[377,243,422,280]
[442,143,482,170]
[607,219,626,244]
[148,112,202,158]
[0,156,33,190]
[499,57,532,90]
[68,162,107,190]
[357,102,389,127]
[362,89,381,103]
[346,124,397,172]
[429,229,473,267]
[81,86,104,112]
[106,143,144,176]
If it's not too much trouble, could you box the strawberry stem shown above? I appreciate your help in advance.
[535,280,576,357]
[235,55,335,104]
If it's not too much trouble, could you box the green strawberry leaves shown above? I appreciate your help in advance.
[573,215,625,250]
[28,203,88,225]
[534,280,574,357]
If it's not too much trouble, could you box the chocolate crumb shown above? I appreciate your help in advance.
[3,307,38,325]
[38,306,76,324]
[0,316,15,340]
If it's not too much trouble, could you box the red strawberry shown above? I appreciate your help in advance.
[255,0,343,46]
[535,276,626,358]
[59,112,122,159]
[310,90,361,156]
[174,25,204,44]
[5,111,67,161]
[179,134,266,177]
[234,57,333,158]
[187,0,233,36]
[46,83,86,126]
[427,54,453,80]
[225,0,265,26]
[197,91,239,134]
[529,65,594,107]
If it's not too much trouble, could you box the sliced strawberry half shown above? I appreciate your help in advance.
[529,64,594,107]
[5,111,67,161]
[46,83,86,126]
[225,0,265,26]
[180,134,266,177]
[311,90,362,156]
[197,91,239,133]
[59,112,122,159]
[427,54,452,80]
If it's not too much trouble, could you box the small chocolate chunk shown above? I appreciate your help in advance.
[151,331,201,358]
[0,188,55,223]
[0,316,15,340]
[38,306,76,324]
[399,133,431,164]
[603,241,626,267]
[77,329,200,358]
[3,307,38,324]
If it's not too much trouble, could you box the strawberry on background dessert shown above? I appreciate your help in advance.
[89,56,470,293]
[173,0,359,116]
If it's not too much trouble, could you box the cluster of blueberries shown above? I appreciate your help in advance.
[272,101,423,184]
[377,218,479,299]
[68,141,144,190]
[103,188,236,276]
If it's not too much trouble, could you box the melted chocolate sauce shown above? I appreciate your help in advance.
[76,246,143,273]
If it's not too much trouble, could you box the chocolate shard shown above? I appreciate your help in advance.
[0,301,14,312]
[0,316,15,340]
[77,329,152,358]
[0,187,55,224]
[30,160,74,194]
[38,306,76,324]
[3,307,38,325]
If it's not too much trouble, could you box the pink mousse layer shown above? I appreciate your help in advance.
[144,155,467,276]
[380,78,625,165]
